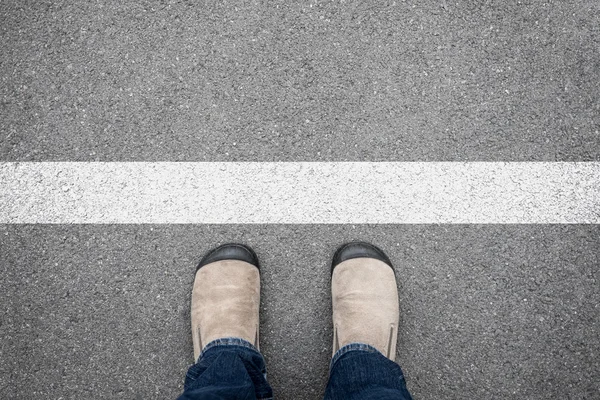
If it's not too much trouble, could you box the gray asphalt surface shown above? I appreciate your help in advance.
[1,225,599,399]
[1,0,600,399]
[1,0,598,161]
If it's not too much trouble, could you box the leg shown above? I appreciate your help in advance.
[325,344,412,400]
[178,338,271,400]
[324,242,413,400]
[177,244,273,400]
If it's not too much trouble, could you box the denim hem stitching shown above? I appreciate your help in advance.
[330,342,384,371]
[199,337,259,361]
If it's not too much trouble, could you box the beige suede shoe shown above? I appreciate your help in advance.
[331,242,400,360]
[191,243,261,361]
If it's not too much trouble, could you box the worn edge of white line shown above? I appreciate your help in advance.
[0,162,598,223]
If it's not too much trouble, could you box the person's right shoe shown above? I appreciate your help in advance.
[331,241,400,359]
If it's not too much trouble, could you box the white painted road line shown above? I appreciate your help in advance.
[0,162,598,223]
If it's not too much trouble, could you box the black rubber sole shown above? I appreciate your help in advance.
[196,243,260,272]
[331,241,394,275]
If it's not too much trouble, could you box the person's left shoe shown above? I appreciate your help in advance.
[191,243,261,360]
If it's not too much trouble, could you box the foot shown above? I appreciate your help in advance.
[191,243,261,360]
[331,242,400,359]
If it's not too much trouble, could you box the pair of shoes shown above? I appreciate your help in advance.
[191,242,399,361]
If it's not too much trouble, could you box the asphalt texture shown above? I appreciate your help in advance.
[1,0,600,399]
[1,0,599,161]
[1,225,599,399]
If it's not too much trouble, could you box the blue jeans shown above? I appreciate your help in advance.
[177,338,413,400]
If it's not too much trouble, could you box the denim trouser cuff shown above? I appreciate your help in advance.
[181,337,273,400]
[180,337,412,400]
[330,342,385,371]
[199,337,259,362]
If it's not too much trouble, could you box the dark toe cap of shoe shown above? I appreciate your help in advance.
[197,243,259,271]
[331,241,393,274]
